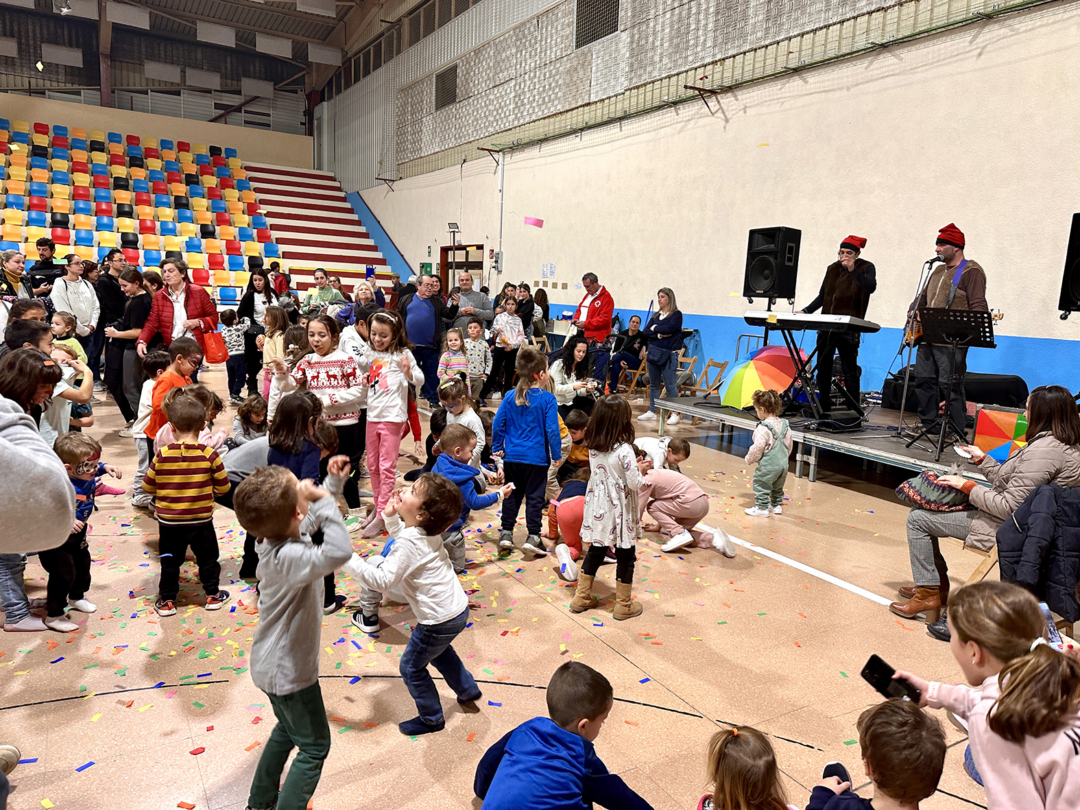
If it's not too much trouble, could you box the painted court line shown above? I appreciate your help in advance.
[697,525,893,607]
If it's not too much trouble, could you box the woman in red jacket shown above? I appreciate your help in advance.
[136,259,217,381]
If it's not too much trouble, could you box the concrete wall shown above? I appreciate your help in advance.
[360,3,1080,393]
[2,93,313,168]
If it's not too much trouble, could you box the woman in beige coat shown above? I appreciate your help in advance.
[890,385,1080,639]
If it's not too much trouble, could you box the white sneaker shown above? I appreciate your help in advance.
[712,527,737,558]
[667,414,681,425]
[554,543,578,582]
[92,381,106,393]
[637,411,657,422]
[770,504,783,515]
[744,506,771,517]
[67,598,97,613]
[44,615,79,633]
[118,427,134,439]
[661,531,695,553]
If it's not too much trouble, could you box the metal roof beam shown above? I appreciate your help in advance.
[119,0,330,44]
[197,0,343,28]
[309,0,381,91]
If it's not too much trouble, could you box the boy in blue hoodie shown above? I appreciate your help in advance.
[474,661,653,810]
[432,424,514,574]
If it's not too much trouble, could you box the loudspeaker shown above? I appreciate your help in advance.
[744,226,801,301]
[1059,213,1080,319]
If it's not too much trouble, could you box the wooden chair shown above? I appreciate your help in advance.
[625,358,649,395]
[530,334,549,353]
[685,359,729,398]
[675,351,697,395]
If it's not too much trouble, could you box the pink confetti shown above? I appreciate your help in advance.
[524,216,544,228]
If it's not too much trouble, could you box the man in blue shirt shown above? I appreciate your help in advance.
[398,274,457,407]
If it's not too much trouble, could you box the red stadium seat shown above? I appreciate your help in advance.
[134,192,152,207]
[177,142,191,154]
[72,161,89,175]
[33,122,49,135]
[152,182,168,195]
[166,172,182,185]
[191,267,210,285]
[144,148,159,160]
[246,203,259,215]
[206,187,222,200]
[225,240,241,255]
[52,136,68,149]
[28,197,47,212]
[208,254,225,270]
[198,164,213,176]
[139,219,156,235]
[219,178,234,190]
[126,135,140,147]
[122,248,139,263]
[211,156,227,168]
[51,228,71,244]
[93,175,109,189]
[109,154,125,166]
[95,202,114,217]
[72,186,91,201]
[256,229,272,243]
[215,212,230,227]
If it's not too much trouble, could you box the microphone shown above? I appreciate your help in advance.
[927,256,945,264]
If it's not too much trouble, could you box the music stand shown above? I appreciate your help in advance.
[905,308,997,461]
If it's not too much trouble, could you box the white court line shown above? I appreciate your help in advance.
[696,525,894,607]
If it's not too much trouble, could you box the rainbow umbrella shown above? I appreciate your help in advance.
[716,345,808,408]
[974,409,1028,463]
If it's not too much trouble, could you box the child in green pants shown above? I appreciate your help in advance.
[744,389,792,517]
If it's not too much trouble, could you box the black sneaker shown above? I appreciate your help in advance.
[822,761,851,784]
[351,610,380,633]
[154,598,177,617]
[323,594,347,616]
[498,531,515,551]
[205,590,231,610]
[927,607,950,642]
[522,534,548,558]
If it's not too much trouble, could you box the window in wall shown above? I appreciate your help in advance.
[384,29,398,61]
[575,0,620,49]
[453,0,469,17]
[408,9,422,47]
[437,0,453,27]
[334,68,343,96]
[372,39,383,71]
[435,64,457,111]
[422,2,437,38]
[343,60,353,90]
[353,53,363,82]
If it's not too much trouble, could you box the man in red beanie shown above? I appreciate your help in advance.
[908,223,988,438]
[798,235,876,413]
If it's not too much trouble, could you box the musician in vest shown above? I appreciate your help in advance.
[798,235,877,412]
[909,223,988,438]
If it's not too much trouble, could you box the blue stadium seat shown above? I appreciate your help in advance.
[75,230,94,247]
[215,166,230,178]
[71,138,87,152]
[143,250,161,267]
[53,147,69,162]
[127,145,142,158]
[154,194,171,208]
[54,125,68,138]
[251,215,267,229]
[228,255,245,271]
[93,189,111,202]
[160,139,175,152]
[73,200,92,216]
[194,153,210,166]
[107,131,122,144]
[263,243,280,258]
[235,179,251,192]
[29,182,48,199]
[96,216,115,231]
[163,161,180,174]
[91,163,108,176]
[0,242,20,252]
[148,170,166,184]
[52,171,70,186]
[30,157,48,171]
[185,238,202,252]
[11,131,29,145]
[224,148,237,159]
[96,247,111,262]
[176,209,193,224]
[0,167,5,182]
[132,179,149,194]
[5,195,25,211]
[0,118,9,131]
[218,287,239,303]
[188,186,204,198]
[27,211,47,229]
[159,222,177,237]
[210,200,226,213]
[237,227,254,242]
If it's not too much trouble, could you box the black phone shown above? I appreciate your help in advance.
[861,654,921,703]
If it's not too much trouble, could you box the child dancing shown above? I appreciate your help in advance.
[744,389,791,517]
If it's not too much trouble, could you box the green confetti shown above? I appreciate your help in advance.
[192,702,205,709]
[843,739,857,746]
[840,671,848,678]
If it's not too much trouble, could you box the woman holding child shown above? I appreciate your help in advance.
[890,385,1080,638]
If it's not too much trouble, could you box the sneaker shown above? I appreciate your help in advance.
[0,743,20,777]
[67,598,97,613]
[667,413,681,425]
[398,716,445,736]
[602,549,617,564]
[822,761,851,785]
[770,504,783,515]
[637,410,657,422]
[323,594,347,616]
[230,396,244,405]
[356,466,370,479]
[661,531,695,553]
[744,506,771,517]
[554,543,578,582]
[44,614,79,633]
[89,396,102,405]
[351,610,380,634]
[522,534,548,557]
[3,615,48,632]
[927,607,950,642]
[964,743,984,786]
[118,427,134,439]
[93,381,106,393]
[712,527,737,558]
[27,597,47,610]
[498,530,515,551]
[205,590,231,611]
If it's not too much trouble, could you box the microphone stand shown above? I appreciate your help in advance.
[894,259,939,438]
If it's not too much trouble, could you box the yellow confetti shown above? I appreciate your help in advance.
[42,801,55,809]
[90,713,102,722]
[138,704,152,712]
[559,644,566,651]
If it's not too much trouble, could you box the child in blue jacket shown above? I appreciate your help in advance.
[432,424,513,573]
[491,347,562,559]
[474,661,653,810]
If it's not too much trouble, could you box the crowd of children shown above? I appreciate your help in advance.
[6,281,1080,810]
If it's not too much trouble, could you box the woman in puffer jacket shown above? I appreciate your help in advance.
[890,385,1080,638]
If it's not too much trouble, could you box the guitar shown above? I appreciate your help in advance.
[904,309,1003,347]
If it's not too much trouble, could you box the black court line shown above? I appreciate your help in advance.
[0,680,231,712]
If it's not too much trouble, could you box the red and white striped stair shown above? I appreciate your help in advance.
[245,162,391,296]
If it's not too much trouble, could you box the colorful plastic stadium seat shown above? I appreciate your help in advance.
[176,209,193,224]
[0,241,19,252]
[51,199,71,214]
[29,181,48,199]
[194,154,211,167]
[72,200,91,216]
[139,219,156,235]
[106,131,121,145]
[154,194,171,209]
[222,189,240,203]
[243,241,262,257]
[108,143,124,156]
[74,230,94,247]
[117,218,136,234]
[52,171,70,186]
[93,188,111,203]
[163,235,182,252]
[51,184,70,200]
[93,175,110,190]
[214,166,230,179]
[72,186,91,203]
[51,228,71,244]
[195,211,213,227]
[179,222,197,238]
[226,255,244,272]
[191,198,208,212]
[159,222,177,237]
[223,147,237,159]
[2,210,23,227]
[219,178,234,190]
[121,248,139,264]
[218,225,237,241]
[156,208,174,223]
[255,228,273,243]
[95,215,116,232]
[27,211,47,229]
[203,238,222,255]
[113,190,132,206]
[143,249,161,266]
[4,194,24,210]
[137,204,154,220]
[208,254,225,271]
[95,202,114,218]
[71,141,87,155]
[224,240,242,256]
[141,235,160,253]
[186,253,204,270]
[132,179,150,194]
[149,170,166,184]
[96,231,117,249]
[211,201,227,215]
[72,214,93,231]
[263,243,279,258]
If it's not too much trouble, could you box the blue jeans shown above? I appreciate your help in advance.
[608,350,641,390]
[647,350,678,413]
[399,605,479,724]
[412,345,439,405]
[77,329,105,382]
[0,554,30,624]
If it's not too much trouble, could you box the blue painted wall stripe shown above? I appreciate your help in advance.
[344,191,412,281]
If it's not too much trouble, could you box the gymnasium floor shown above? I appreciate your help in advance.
[0,366,988,810]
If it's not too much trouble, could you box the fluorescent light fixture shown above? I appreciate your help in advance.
[35,60,44,71]
[448,223,459,230]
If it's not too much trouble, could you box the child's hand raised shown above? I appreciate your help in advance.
[297,479,330,503]
[104,464,122,479]
[327,455,351,479]
[384,489,402,518]
[272,357,287,374]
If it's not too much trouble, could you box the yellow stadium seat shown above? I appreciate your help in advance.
[96,232,117,248]
[25,226,47,243]
[90,152,107,165]
[129,168,146,181]
[88,130,105,142]
[195,211,212,225]
[192,143,208,154]
[1,224,22,241]
[244,241,261,257]
[232,169,247,181]
[109,165,128,179]
[145,158,162,171]
[200,176,217,188]
[74,245,95,261]
[156,208,174,222]
[213,270,232,287]
[185,253,204,269]
[50,184,70,200]
[178,222,197,238]
[3,210,24,226]
[141,234,160,251]
[69,149,87,163]
[30,168,49,184]
[71,127,87,141]
[73,173,90,187]
[169,183,186,196]
[23,243,39,261]
[142,138,158,149]
[234,271,250,288]
[107,143,123,156]
[163,236,183,252]
[5,180,25,197]
[49,198,70,214]
[12,120,30,133]
[72,214,93,231]
[232,214,250,228]
[117,218,136,233]
[227,158,242,170]
[32,133,48,148]
[177,152,192,164]
[50,159,68,173]
[203,239,222,254]
[137,205,154,220]
[222,189,239,202]
[218,226,236,241]
[190,198,208,212]
[112,190,131,205]
[160,150,176,162]
[6,166,27,182]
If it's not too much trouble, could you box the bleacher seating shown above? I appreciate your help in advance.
[0,116,279,307]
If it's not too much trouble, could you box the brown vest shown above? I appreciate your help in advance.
[821,259,873,319]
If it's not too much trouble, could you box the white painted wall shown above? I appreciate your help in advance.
[361,2,1080,357]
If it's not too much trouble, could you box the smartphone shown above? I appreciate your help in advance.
[861,654,921,703]
[1039,602,1064,648]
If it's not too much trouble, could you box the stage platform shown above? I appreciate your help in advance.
[655,397,985,484]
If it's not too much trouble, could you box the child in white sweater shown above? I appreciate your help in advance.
[342,473,479,737]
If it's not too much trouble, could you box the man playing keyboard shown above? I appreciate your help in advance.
[798,235,877,411]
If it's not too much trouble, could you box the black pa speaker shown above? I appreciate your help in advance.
[744,226,801,302]
[1059,213,1080,319]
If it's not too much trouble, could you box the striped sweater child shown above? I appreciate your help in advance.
[143,441,231,524]
[437,348,469,382]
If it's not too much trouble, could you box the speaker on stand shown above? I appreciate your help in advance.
[744,226,802,304]
[1059,213,1080,320]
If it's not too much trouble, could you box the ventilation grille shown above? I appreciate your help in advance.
[434,64,458,111]
[575,0,620,49]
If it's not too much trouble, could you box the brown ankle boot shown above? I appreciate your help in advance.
[898,574,950,604]
[569,574,599,613]
[612,581,642,621]
[889,587,941,622]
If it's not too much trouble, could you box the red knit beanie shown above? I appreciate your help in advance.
[936,223,965,249]
[839,235,867,252]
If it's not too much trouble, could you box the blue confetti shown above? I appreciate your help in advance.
[351,640,362,650]
[197,672,212,678]
[18,758,38,764]
[153,682,165,688]
[639,677,650,684]
[75,761,94,772]
[349,676,361,684]
[49,657,64,664]
[487,701,502,707]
